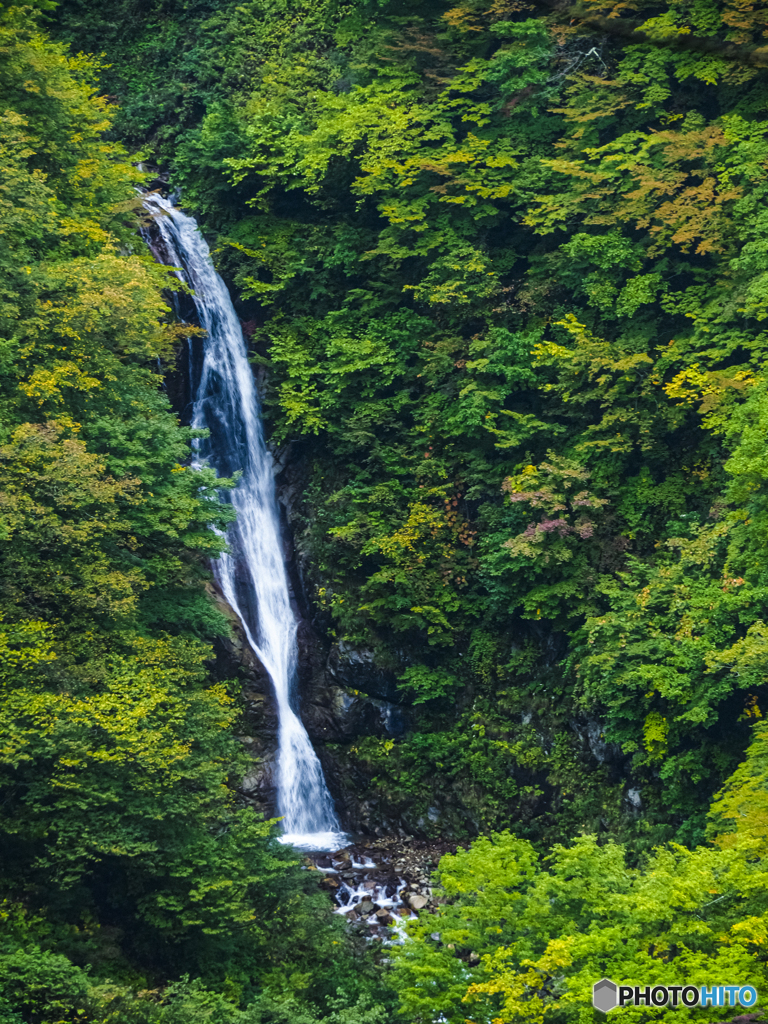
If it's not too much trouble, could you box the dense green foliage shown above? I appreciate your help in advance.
[0,4,388,1021]
[51,0,768,844]
[393,721,768,1023]
[6,0,768,1018]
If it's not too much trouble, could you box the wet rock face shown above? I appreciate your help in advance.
[291,618,408,745]
[303,681,408,744]
[211,578,413,832]
[207,585,279,819]
[299,645,419,834]
[326,642,400,704]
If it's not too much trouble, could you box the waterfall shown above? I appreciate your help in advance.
[142,193,345,851]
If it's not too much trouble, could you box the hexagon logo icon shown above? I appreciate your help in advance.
[593,978,618,1013]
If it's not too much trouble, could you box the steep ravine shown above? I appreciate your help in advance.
[213,445,628,842]
[144,185,417,839]
[148,179,631,849]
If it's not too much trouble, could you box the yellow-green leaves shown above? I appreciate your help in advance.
[395,828,768,1024]
[709,719,768,852]
[0,421,144,615]
[0,616,56,681]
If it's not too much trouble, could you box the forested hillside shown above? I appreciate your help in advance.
[0,4,386,1021]
[52,0,768,842]
[4,0,768,1019]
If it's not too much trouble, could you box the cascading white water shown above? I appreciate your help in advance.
[142,193,345,851]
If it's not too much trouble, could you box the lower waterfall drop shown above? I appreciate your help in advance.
[143,192,345,852]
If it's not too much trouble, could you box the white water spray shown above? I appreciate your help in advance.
[143,193,345,851]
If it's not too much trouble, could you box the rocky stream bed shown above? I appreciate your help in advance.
[305,837,462,942]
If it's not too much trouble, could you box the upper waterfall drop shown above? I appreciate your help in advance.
[142,193,345,852]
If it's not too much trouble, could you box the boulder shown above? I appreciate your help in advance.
[408,894,428,911]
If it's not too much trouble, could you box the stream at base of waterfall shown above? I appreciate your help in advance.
[142,193,345,853]
[308,836,454,943]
